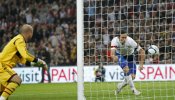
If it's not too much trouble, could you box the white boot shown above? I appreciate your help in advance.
[132,89,141,95]
[115,82,127,95]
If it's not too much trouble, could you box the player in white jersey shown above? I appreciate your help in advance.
[111,31,145,95]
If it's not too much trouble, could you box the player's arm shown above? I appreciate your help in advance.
[129,37,145,70]
[111,47,118,62]
[15,38,37,62]
[19,57,27,65]
[15,39,48,70]
[138,47,145,69]
[111,38,118,62]
[18,58,34,67]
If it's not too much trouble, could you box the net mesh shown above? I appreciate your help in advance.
[83,0,175,100]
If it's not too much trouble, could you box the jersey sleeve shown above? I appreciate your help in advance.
[19,57,27,64]
[15,38,36,62]
[111,37,118,49]
[129,37,141,51]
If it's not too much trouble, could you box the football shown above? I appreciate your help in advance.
[148,45,159,55]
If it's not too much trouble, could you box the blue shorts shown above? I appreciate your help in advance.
[116,53,136,75]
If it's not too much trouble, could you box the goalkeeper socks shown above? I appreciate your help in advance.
[1,82,19,99]
[0,96,6,100]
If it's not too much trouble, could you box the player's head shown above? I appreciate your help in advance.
[119,31,127,44]
[20,24,33,42]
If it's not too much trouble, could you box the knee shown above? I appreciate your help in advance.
[131,74,136,80]
[8,74,22,86]
[123,66,129,73]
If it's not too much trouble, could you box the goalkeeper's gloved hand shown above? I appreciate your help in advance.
[37,58,48,71]
[31,58,48,70]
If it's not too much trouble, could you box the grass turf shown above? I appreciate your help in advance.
[9,81,175,100]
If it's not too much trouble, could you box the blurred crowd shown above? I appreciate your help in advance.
[84,0,175,65]
[0,0,76,66]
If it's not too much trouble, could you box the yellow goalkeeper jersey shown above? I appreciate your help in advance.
[0,34,35,68]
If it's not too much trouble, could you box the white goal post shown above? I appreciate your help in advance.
[77,0,85,100]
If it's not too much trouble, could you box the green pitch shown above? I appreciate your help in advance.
[9,82,175,100]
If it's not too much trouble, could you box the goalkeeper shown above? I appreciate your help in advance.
[111,31,145,95]
[0,24,48,100]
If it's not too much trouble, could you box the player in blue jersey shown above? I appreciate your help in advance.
[111,32,145,95]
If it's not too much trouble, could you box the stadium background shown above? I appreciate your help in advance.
[0,0,175,100]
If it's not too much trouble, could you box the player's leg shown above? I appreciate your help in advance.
[0,84,4,96]
[0,85,9,100]
[115,66,130,95]
[115,55,129,95]
[0,64,10,100]
[0,65,22,100]
[47,66,51,83]
[121,66,130,86]
[128,62,141,95]
[0,74,22,100]
[40,67,44,83]
[0,84,2,95]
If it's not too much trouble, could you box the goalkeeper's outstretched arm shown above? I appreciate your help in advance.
[16,24,48,70]
[15,38,48,70]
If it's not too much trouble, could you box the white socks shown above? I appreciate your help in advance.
[125,75,135,91]
[118,74,136,91]
[121,77,128,87]
[0,96,6,100]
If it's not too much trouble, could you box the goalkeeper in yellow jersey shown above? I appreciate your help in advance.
[0,24,48,100]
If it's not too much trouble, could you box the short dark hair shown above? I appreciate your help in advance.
[117,30,127,37]
[120,30,127,34]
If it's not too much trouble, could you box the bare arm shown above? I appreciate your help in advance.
[138,48,145,70]
[111,48,118,63]
[111,37,119,63]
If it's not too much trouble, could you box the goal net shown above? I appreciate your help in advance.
[79,0,175,100]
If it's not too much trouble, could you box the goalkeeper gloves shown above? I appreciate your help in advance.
[31,58,48,70]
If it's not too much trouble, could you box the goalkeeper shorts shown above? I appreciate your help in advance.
[0,63,17,86]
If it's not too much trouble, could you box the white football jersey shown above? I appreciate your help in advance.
[111,36,141,55]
